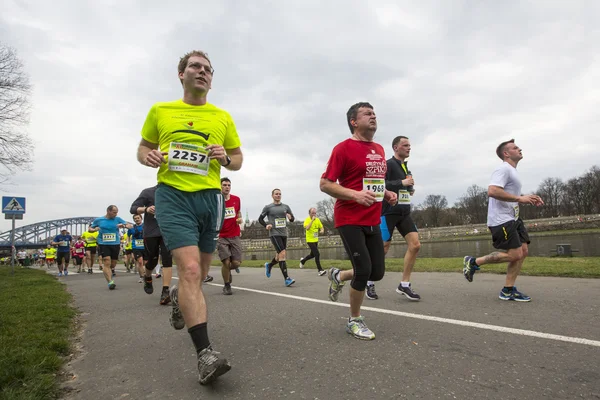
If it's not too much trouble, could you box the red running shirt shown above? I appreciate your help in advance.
[219,194,241,238]
[321,138,387,228]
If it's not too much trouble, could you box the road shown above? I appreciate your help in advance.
[54,265,600,399]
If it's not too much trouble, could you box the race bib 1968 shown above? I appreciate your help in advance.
[363,178,385,202]
[168,142,210,175]
[398,190,411,204]
[225,207,236,219]
[275,218,286,228]
[102,233,116,242]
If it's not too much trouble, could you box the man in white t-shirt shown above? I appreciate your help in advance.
[462,139,543,302]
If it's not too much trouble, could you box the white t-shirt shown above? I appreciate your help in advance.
[17,251,27,259]
[487,162,522,227]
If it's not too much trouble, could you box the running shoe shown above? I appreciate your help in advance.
[462,256,480,283]
[144,276,153,294]
[203,275,213,283]
[365,284,378,300]
[197,346,231,385]
[64,269,68,276]
[396,284,421,301]
[108,281,116,290]
[346,316,375,340]
[327,267,345,302]
[159,289,171,305]
[299,258,304,269]
[138,277,143,283]
[499,287,531,302]
[57,272,63,277]
[235,267,240,274]
[318,270,326,276]
[169,285,185,330]
[88,268,93,274]
[222,285,232,295]
[264,262,272,278]
[284,277,295,287]
[155,272,162,278]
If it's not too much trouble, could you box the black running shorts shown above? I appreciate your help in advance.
[489,218,530,250]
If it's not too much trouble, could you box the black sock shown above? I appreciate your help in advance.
[470,258,479,267]
[188,323,210,354]
[279,261,289,279]
[269,257,279,268]
[503,286,513,292]
[225,282,231,287]
[162,286,169,292]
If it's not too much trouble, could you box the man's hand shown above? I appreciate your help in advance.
[206,144,228,165]
[384,190,398,206]
[266,224,273,231]
[145,150,167,168]
[402,176,415,186]
[354,190,377,207]
[286,213,293,220]
[146,205,156,215]
[517,194,544,206]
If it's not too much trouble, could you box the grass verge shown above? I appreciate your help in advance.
[0,267,76,400]
[216,257,600,278]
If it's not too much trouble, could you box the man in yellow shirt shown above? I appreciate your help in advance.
[122,232,134,273]
[44,245,56,268]
[300,207,326,276]
[81,227,99,274]
[137,50,243,385]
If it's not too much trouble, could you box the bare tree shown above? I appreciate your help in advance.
[316,197,335,230]
[454,185,488,224]
[420,194,448,227]
[0,43,33,183]
[536,177,564,217]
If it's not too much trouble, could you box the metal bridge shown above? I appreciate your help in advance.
[0,217,96,250]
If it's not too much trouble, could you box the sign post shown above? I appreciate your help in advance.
[2,197,26,276]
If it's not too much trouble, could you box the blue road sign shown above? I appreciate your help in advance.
[2,197,26,215]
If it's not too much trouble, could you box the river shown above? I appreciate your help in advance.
[242,232,600,260]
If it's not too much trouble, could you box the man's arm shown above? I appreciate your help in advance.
[304,218,314,230]
[224,147,243,171]
[258,211,268,227]
[130,189,149,215]
[137,139,166,168]
[488,186,543,206]
[319,178,377,207]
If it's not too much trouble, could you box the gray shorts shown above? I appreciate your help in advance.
[217,236,242,262]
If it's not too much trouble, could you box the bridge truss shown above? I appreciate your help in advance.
[0,217,96,249]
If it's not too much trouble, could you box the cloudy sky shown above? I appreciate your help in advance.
[1,0,599,233]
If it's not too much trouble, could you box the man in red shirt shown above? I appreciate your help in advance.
[218,177,243,295]
[320,102,397,340]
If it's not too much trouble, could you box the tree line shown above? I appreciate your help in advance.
[316,165,600,229]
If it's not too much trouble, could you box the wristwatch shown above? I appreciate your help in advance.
[223,156,231,167]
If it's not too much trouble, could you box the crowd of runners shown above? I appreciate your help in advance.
[15,50,544,386]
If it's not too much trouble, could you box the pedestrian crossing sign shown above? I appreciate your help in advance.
[2,197,26,214]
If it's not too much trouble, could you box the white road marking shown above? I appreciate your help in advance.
[199,281,600,348]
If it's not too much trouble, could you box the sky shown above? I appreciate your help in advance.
[1,0,599,233]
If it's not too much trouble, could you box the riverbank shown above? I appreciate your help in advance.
[215,257,600,279]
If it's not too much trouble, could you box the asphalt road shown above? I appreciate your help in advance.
[53,264,600,400]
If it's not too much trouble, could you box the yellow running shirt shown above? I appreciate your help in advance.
[123,233,132,250]
[81,231,98,247]
[141,100,241,192]
[304,217,323,243]
[44,248,57,258]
